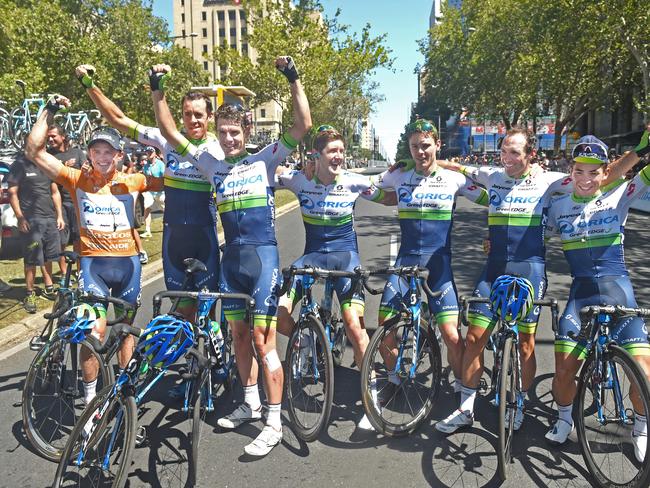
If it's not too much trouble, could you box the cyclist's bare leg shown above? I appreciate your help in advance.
[519,331,537,392]
[81,317,106,382]
[461,324,491,388]
[377,315,398,371]
[551,352,582,405]
[629,355,650,415]
[232,320,258,388]
[251,321,284,404]
[342,307,369,368]
[276,295,295,337]
[439,317,464,381]
[175,301,197,323]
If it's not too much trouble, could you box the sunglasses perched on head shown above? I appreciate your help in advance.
[316,124,335,133]
[406,119,437,136]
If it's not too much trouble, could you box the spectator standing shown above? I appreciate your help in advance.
[140,146,165,238]
[7,153,65,312]
[46,124,85,277]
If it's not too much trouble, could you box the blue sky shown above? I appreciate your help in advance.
[152,1,431,160]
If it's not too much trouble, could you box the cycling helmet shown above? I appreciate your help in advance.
[489,275,535,323]
[57,303,99,343]
[137,315,194,369]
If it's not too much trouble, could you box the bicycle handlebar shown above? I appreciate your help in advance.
[152,290,255,316]
[571,304,650,342]
[43,292,136,325]
[84,322,143,354]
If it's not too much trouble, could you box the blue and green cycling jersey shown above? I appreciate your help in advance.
[127,124,220,227]
[462,165,572,263]
[546,165,650,278]
[276,169,384,253]
[373,161,488,256]
[182,134,298,246]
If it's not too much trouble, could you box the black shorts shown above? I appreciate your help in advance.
[62,203,79,242]
[22,218,61,266]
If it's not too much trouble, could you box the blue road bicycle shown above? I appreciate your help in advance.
[56,109,101,147]
[9,79,46,149]
[573,304,650,488]
[360,265,443,437]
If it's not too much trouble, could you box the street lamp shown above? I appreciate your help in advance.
[170,32,199,40]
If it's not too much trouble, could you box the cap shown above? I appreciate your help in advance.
[572,135,609,164]
[88,127,122,151]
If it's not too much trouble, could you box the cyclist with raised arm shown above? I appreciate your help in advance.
[25,96,155,404]
[75,65,221,320]
[435,128,640,434]
[150,56,311,456]
[275,125,395,430]
[373,119,488,395]
[545,131,650,461]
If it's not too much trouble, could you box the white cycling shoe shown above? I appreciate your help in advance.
[357,414,375,431]
[545,418,574,445]
[217,403,262,430]
[632,432,647,463]
[513,406,525,431]
[244,425,283,457]
[436,409,473,434]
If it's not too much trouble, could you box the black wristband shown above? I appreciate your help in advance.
[148,69,170,92]
[45,97,62,114]
[277,56,299,84]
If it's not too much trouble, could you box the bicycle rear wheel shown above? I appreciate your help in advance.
[576,345,650,488]
[22,337,113,462]
[285,313,333,442]
[497,335,518,481]
[52,384,137,488]
[329,294,347,368]
[360,317,442,436]
[189,335,209,487]
[9,107,29,149]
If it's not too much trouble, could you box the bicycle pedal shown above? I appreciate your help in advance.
[29,336,47,351]
[478,378,489,394]
[135,425,147,447]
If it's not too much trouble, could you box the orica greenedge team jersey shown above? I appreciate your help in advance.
[546,165,650,279]
[276,169,384,253]
[127,124,222,226]
[183,134,298,246]
[373,163,488,256]
[462,165,573,263]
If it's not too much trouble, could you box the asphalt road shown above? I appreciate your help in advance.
[0,193,649,487]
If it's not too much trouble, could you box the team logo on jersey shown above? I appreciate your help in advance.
[212,176,224,192]
[336,185,343,190]
[299,195,315,209]
[489,189,502,206]
[166,154,180,171]
[627,183,636,197]
[398,188,413,203]
[436,176,443,182]
[557,220,575,233]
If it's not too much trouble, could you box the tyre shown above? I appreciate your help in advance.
[329,294,346,368]
[77,121,93,148]
[285,313,333,442]
[360,317,442,436]
[22,337,114,462]
[496,335,518,481]
[189,335,209,487]
[52,384,137,488]
[576,345,650,488]
[9,107,29,150]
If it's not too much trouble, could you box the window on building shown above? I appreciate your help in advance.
[180,0,184,6]
[202,44,208,53]
[240,11,246,22]
[181,29,186,37]
[241,27,247,37]
[203,61,209,71]
[181,13,185,23]
[230,28,237,38]
[228,10,236,21]
[260,109,266,118]
[217,11,224,21]
[219,28,225,38]
[230,43,237,49]
[201,11,207,21]
[202,28,207,37]
[242,43,248,55]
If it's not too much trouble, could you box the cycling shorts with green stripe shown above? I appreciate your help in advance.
[379,253,458,324]
[468,259,547,334]
[220,244,280,328]
[289,251,364,313]
[556,276,649,359]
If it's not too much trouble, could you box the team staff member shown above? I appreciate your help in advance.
[8,152,65,312]
[545,132,650,462]
[26,96,156,404]
[75,64,221,319]
[150,56,311,457]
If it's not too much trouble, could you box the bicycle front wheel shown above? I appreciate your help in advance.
[360,317,442,436]
[285,313,333,442]
[52,385,137,488]
[497,335,518,481]
[576,345,650,488]
[189,335,209,487]
[9,106,28,149]
[22,337,114,462]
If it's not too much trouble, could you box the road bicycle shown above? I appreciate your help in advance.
[0,100,11,148]
[9,79,46,149]
[460,279,558,481]
[280,265,357,441]
[573,304,650,488]
[22,280,136,462]
[56,109,101,147]
[359,265,443,437]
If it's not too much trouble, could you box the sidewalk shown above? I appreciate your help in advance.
[0,199,300,355]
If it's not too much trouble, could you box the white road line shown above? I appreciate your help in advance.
[389,233,399,266]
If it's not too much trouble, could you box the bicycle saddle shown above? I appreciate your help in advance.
[183,258,208,275]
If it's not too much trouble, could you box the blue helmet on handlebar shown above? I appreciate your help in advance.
[57,303,99,343]
[137,315,194,369]
[489,275,535,323]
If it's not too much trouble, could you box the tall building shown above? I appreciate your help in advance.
[173,0,283,141]
[430,0,462,27]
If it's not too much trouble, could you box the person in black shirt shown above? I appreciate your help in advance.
[7,153,65,312]
[47,124,85,276]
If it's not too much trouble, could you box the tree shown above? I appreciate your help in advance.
[212,0,393,148]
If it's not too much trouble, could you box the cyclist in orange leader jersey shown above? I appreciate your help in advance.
[26,95,160,404]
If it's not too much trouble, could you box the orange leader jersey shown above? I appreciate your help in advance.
[56,166,148,257]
